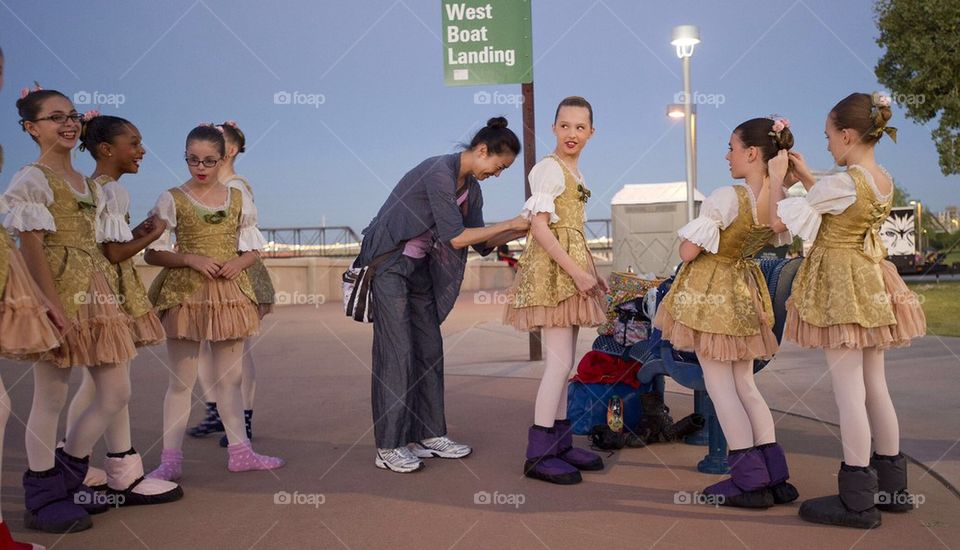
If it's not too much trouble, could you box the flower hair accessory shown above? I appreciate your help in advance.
[82,110,101,122]
[19,81,43,99]
[869,92,897,143]
[223,120,238,128]
[767,115,791,148]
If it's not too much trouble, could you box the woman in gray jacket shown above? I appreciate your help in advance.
[356,117,529,473]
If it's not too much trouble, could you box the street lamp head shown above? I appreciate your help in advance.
[666,103,696,118]
[671,25,700,58]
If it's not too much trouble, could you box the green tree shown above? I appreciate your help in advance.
[875,0,960,175]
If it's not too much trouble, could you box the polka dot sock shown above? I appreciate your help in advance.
[146,449,183,481]
[227,441,285,473]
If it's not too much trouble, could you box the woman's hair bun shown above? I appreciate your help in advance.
[486,116,508,129]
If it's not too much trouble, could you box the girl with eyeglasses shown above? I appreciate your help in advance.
[187,121,275,449]
[0,47,60,548]
[3,87,138,534]
[143,124,284,480]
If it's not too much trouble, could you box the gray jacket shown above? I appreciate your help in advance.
[357,153,492,323]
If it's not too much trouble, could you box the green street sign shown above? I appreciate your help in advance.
[442,0,533,86]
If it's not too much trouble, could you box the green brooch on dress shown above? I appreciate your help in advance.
[577,184,591,203]
[203,210,228,224]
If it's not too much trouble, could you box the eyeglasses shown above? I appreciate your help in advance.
[32,112,84,125]
[184,156,221,168]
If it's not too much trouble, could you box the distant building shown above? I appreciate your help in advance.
[937,205,959,231]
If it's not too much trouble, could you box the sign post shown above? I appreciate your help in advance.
[441,1,540,359]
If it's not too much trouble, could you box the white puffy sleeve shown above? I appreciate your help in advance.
[96,180,134,243]
[677,186,739,254]
[777,172,857,241]
[146,191,177,252]
[520,158,565,224]
[2,166,55,233]
[236,186,266,252]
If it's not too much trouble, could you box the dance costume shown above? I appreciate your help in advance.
[94,175,164,346]
[655,184,790,361]
[781,165,925,348]
[147,185,263,340]
[504,154,605,330]
[3,164,136,366]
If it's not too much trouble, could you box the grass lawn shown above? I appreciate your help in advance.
[908,280,960,337]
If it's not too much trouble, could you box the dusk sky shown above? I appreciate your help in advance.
[2,0,956,232]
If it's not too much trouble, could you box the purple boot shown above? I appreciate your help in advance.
[703,447,775,508]
[555,419,604,471]
[56,448,110,515]
[523,425,581,485]
[22,469,92,533]
[758,442,799,504]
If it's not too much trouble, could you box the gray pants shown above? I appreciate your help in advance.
[371,255,446,449]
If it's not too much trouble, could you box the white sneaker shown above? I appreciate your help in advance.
[375,446,424,473]
[410,436,472,459]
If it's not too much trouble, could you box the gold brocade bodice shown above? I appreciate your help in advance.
[661,186,775,336]
[510,156,593,309]
[33,165,118,317]
[149,187,256,312]
[791,167,896,328]
[715,186,776,263]
[813,168,891,263]
[172,188,246,261]
[549,156,586,232]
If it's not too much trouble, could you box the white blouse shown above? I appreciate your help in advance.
[520,157,566,224]
[146,185,266,253]
[96,179,135,243]
[776,165,892,242]
[2,165,60,233]
[679,184,791,253]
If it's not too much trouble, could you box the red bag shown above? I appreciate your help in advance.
[571,351,642,389]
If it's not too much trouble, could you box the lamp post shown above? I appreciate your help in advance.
[671,25,700,222]
[667,103,698,215]
[910,200,924,252]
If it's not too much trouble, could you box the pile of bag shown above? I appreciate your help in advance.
[597,271,663,347]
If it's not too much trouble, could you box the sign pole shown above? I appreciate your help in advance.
[522,81,541,361]
[441,0,538,359]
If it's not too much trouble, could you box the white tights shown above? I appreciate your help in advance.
[196,339,257,409]
[65,369,132,454]
[161,338,247,450]
[0,376,11,521]
[533,326,579,427]
[25,361,130,471]
[824,347,900,466]
[699,358,776,451]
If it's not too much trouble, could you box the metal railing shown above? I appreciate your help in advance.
[260,226,362,258]
[259,219,613,258]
